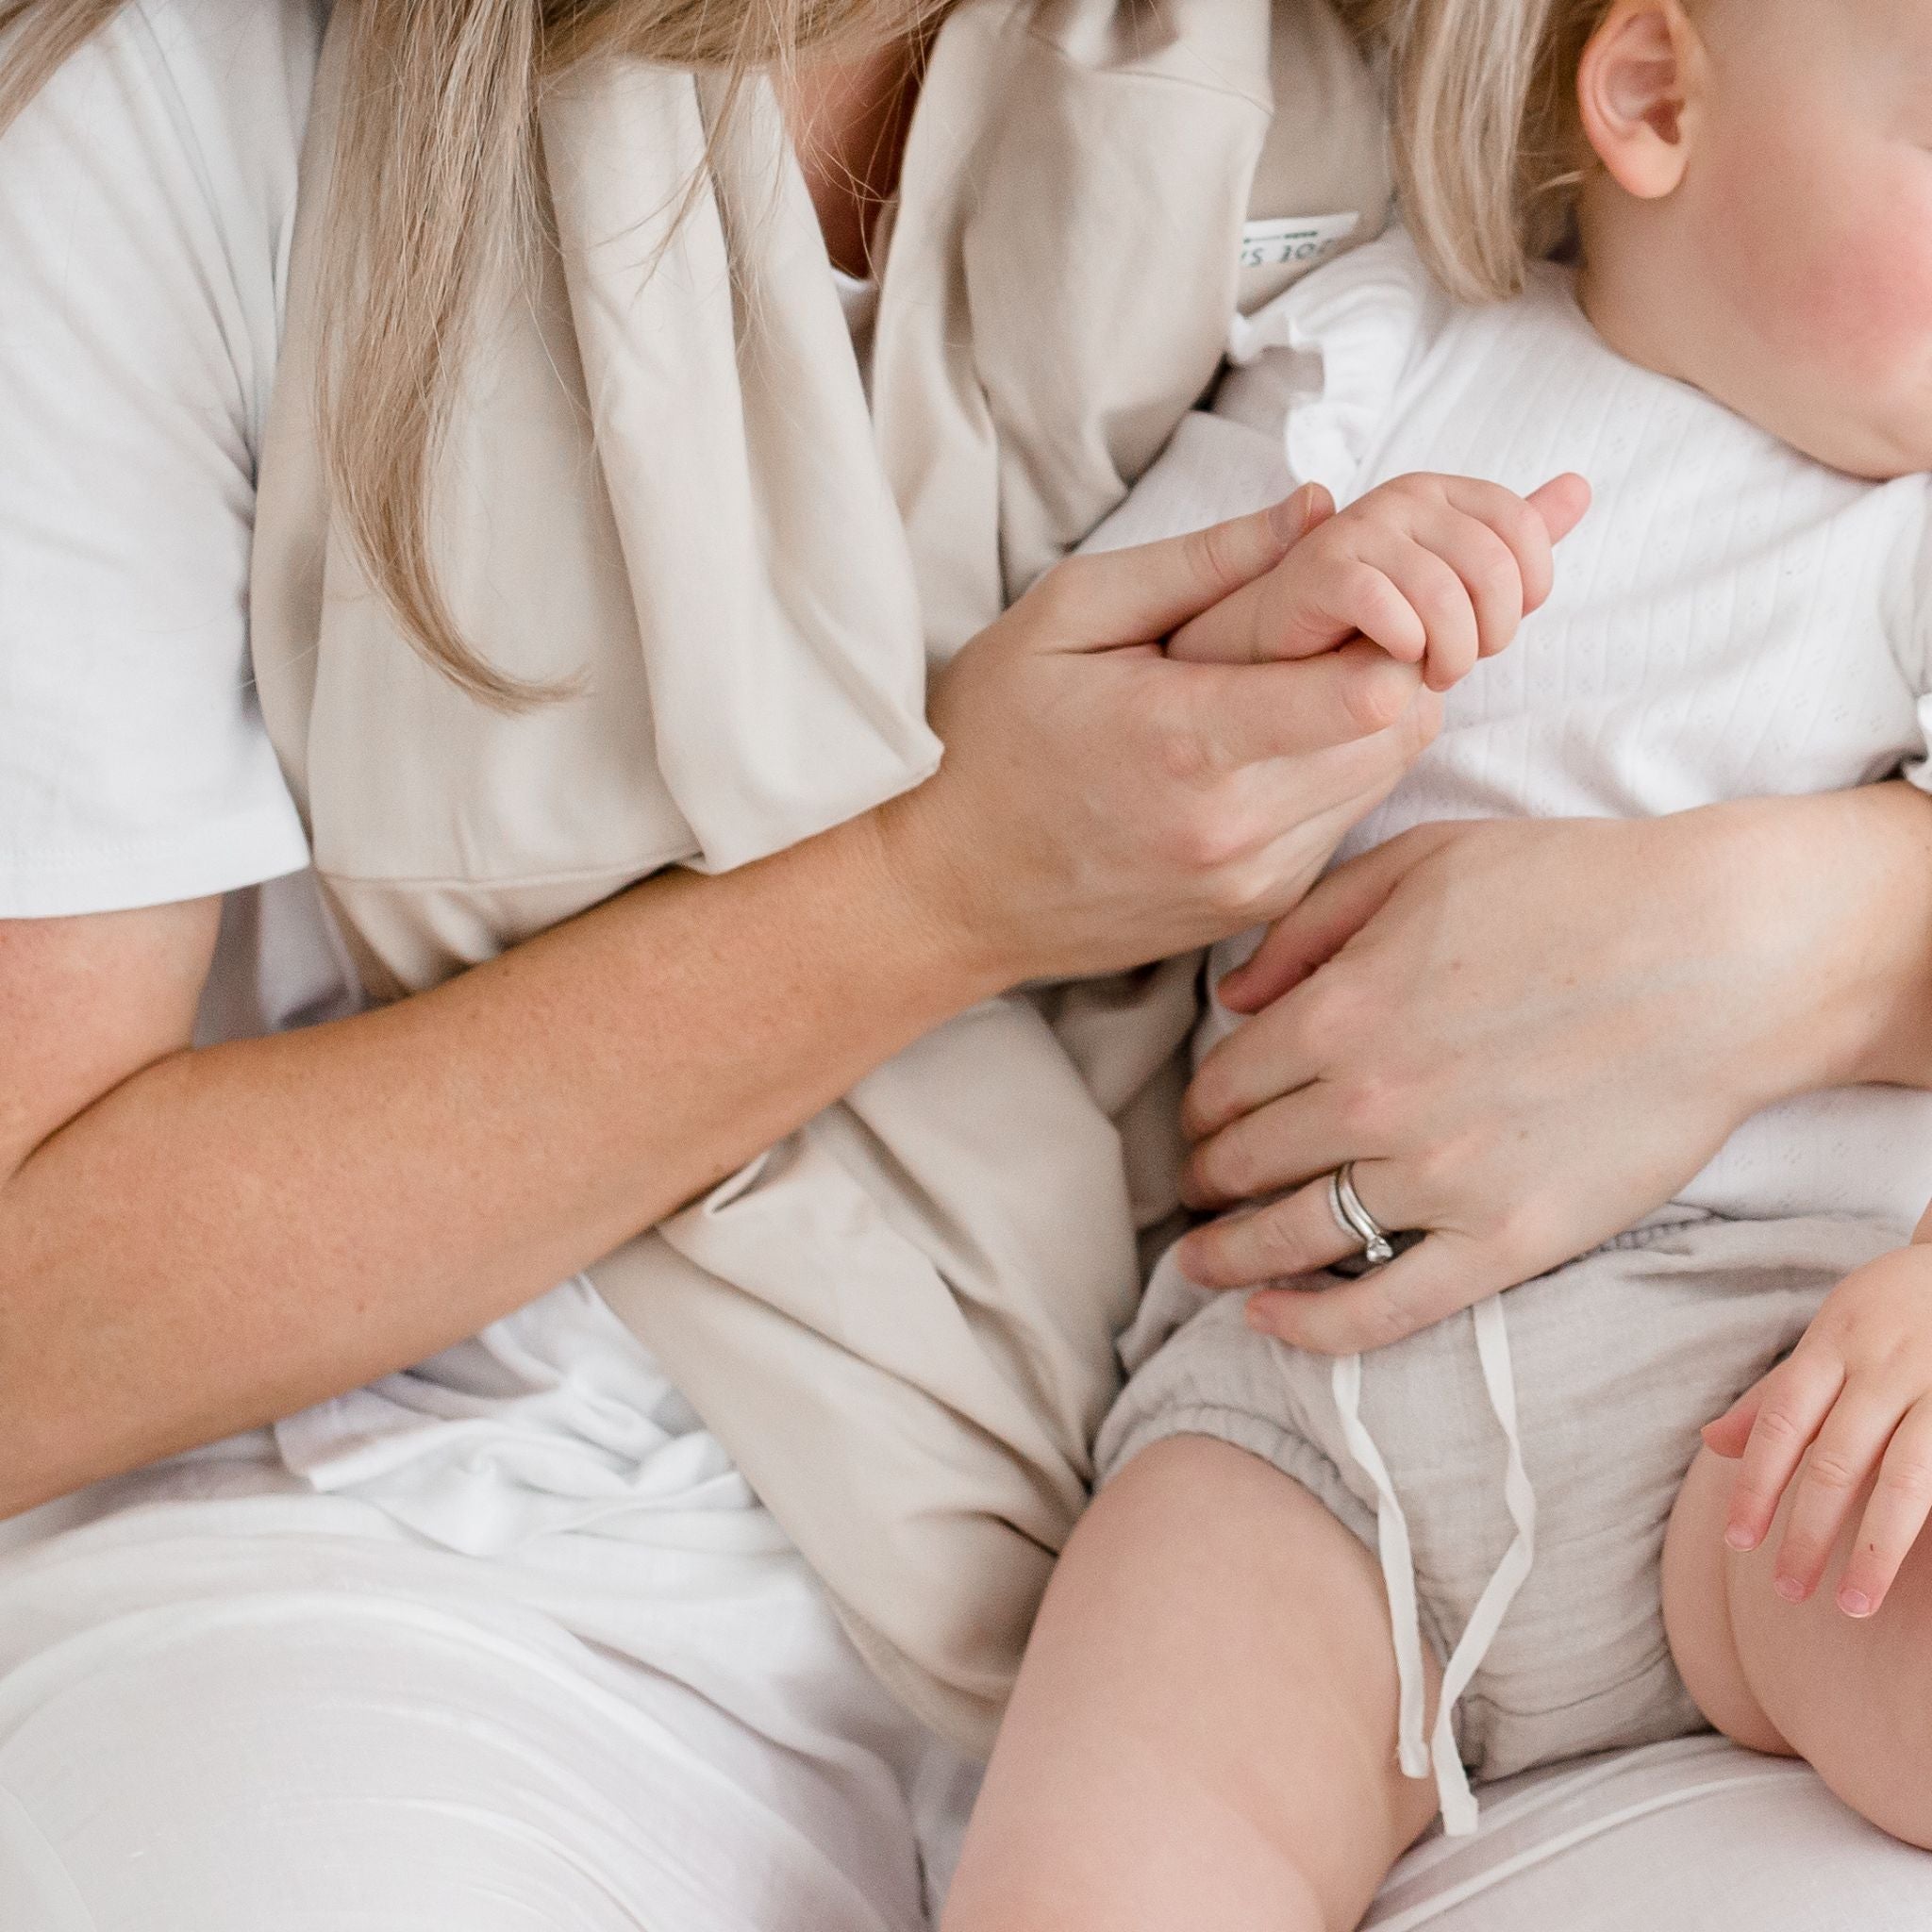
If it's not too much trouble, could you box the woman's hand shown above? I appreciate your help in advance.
[884,488,1445,986]
[1174,789,1932,1355]
[1704,1206,1932,1621]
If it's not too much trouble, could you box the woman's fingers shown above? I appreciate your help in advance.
[1184,969,1333,1142]
[1046,486,1335,646]
[1174,1177,1363,1291]
[1180,1082,1351,1212]
[1191,642,1436,768]
[1774,1387,1910,1602]
[1242,1228,1507,1356]
[1721,1350,1847,1555]
[1215,825,1459,1016]
[1837,1398,1932,1617]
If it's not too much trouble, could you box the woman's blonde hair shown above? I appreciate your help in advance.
[1339,0,1614,303]
[0,0,943,703]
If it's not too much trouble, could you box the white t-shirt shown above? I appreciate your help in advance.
[1,5,304,886]
[0,0,366,1042]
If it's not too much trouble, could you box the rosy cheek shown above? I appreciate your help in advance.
[1806,201,1932,386]
[1707,149,1932,399]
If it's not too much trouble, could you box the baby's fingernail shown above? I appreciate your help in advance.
[1724,1524,1758,1552]
[1774,1575,1807,1605]
[1839,1588,1874,1619]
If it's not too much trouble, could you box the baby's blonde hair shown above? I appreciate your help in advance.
[1339,0,1616,302]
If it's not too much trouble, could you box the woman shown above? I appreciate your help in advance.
[1,1,1929,1928]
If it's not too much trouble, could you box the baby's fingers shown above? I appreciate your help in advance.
[1524,474,1591,558]
[1720,1349,1846,1555]
[1341,530,1479,691]
[1411,475,1587,690]
[1701,1383,1763,1460]
[1773,1388,1907,1604]
[1836,1398,1932,1619]
[1439,474,1589,629]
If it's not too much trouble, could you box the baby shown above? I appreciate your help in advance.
[943,1,1932,1926]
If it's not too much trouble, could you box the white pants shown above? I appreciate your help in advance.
[8,1518,1932,1932]
[0,1501,955,1932]
[0,1280,957,1932]
[5,1274,1932,1929]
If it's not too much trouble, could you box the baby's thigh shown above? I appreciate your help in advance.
[0,1594,919,1932]
[946,1434,1439,1932]
[1661,1444,1795,1757]
[1674,1445,1932,1847]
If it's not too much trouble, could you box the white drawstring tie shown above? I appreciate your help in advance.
[1330,1297,1537,1838]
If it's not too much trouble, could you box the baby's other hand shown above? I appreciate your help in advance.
[1169,471,1591,691]
[1704,1214,1932,1620]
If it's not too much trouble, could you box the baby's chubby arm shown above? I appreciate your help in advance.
[1704,1200,1932,1620]
[1170,471,1591,691]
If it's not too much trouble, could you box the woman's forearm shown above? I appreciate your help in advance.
[0,814,999,1515]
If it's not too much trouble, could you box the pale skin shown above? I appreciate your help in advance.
[945,4,1932,1925]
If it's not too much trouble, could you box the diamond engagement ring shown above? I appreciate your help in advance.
[1328,1162,1397,1269]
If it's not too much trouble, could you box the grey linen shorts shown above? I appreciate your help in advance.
[1096,1210,1899,1784]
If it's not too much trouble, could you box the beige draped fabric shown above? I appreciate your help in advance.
[250,0,1389,1752]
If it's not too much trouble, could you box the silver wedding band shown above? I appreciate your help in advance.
[1329,1162,1397,1269]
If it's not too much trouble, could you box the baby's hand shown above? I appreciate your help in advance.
[1170,471,1591,692]
[1704,1208,1932,1619]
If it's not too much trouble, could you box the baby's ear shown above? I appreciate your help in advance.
[1576,0,1705,200]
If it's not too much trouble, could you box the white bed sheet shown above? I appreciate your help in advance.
[913,1725,1932,1927]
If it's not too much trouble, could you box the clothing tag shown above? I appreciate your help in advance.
[1240,211,1360,273]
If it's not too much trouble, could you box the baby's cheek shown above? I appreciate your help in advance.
[1801,201,1932,394]
[1702,130,1924,388]
[1764,142,1932,393]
